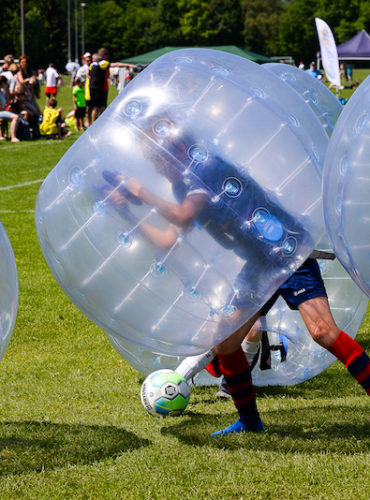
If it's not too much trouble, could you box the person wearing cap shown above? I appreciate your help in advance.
[305,61,323,80]
[76,52,92,83]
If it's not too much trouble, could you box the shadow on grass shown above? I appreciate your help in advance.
[161,404,370,454]
[0,421,150,476]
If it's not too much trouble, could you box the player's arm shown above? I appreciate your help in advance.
[125,177,206,228]
[110,62,137,69]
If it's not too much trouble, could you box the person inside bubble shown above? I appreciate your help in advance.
[103,115,370,436]
[103,115,313,311]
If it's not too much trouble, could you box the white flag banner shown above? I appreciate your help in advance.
[315,17,341,87]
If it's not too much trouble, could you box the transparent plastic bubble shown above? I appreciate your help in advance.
[36,49,328,356]
[323,76,370,297]
[264,63,343,137]
[0,222,18,361]
[106,236,368,386]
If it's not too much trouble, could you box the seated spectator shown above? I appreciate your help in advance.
[0,75,19,142]
[40,96,71,139]
[2,62,19,97]
[7,86,31,141]
[13,80,41,139]
[0,54,15,75]
[17,55,36,86]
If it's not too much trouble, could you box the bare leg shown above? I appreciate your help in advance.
[10,115,20,142]
[299,296,369,394]
[298,296,339,348]
[214,309,262,356]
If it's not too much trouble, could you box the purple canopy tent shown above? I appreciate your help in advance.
[336,30,370,60]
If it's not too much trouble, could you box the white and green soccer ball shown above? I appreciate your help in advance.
[141,369,190,417]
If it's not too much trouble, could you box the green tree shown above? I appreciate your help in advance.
[277,0,319,64]
[0,1,21,58]
[120,0,157,57]
[241,0,284,56]
[24,6,49,69]
[177,0,243,45]
[150,0,183,47]
[85,1,125,59]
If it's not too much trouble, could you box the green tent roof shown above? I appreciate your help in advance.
[121,45,273,65]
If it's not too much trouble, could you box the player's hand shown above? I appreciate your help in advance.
[108,189,127,206]
[124,177,142,198]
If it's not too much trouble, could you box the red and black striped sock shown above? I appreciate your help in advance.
[218,347,261,428]
[328,331,370,395]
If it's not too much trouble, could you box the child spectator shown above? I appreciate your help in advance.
[40,97,71,139]
[45,63,59,103]
[72,77,86,131]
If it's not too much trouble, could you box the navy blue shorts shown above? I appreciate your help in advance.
[260,258,327,315]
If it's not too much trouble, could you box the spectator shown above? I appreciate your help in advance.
[109,60,138,92]
[45,63,59,103]
[89,48,110,122]
[345,64,353,82]
[1,62,18,97]
[37,69,45,86]
[72,77,86,131]
[76,52,91,83]
[19,77,42,139]
[17,55,36,86]
[0,75,19,142]
[0,54,14,75]
[65,60,80,86]
[305,61,323,80]
[40,96,71,139]
[78,53,93,127]
[7,85,31,141]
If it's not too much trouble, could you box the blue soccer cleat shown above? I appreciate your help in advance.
[212,418,264,437]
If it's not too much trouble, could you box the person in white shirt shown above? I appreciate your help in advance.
[76,52,91,83]
[44,63,59,104]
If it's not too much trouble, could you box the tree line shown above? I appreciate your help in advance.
[1,0,369,71]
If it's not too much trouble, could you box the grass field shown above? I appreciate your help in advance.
[0,72,369,499]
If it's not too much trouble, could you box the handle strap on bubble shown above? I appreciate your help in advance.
[309,250,336,260]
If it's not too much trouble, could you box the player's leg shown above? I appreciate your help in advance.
[242,319,264,364]
[176,349,215,381]
[176,308,254,381]
[212,309,264,436]
[298,296,370,395]
[216,320,263,399]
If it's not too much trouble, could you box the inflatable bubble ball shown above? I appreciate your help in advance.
[36,48,328,357]
[105,235,368,386]
[264,63,343,137]
[0,222,18,362]
[323,76,370,297]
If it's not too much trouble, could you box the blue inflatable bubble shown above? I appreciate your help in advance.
[264,63,343,137]
[0,222,18,361]
[36,49,328,356]
[323,76,370,297]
